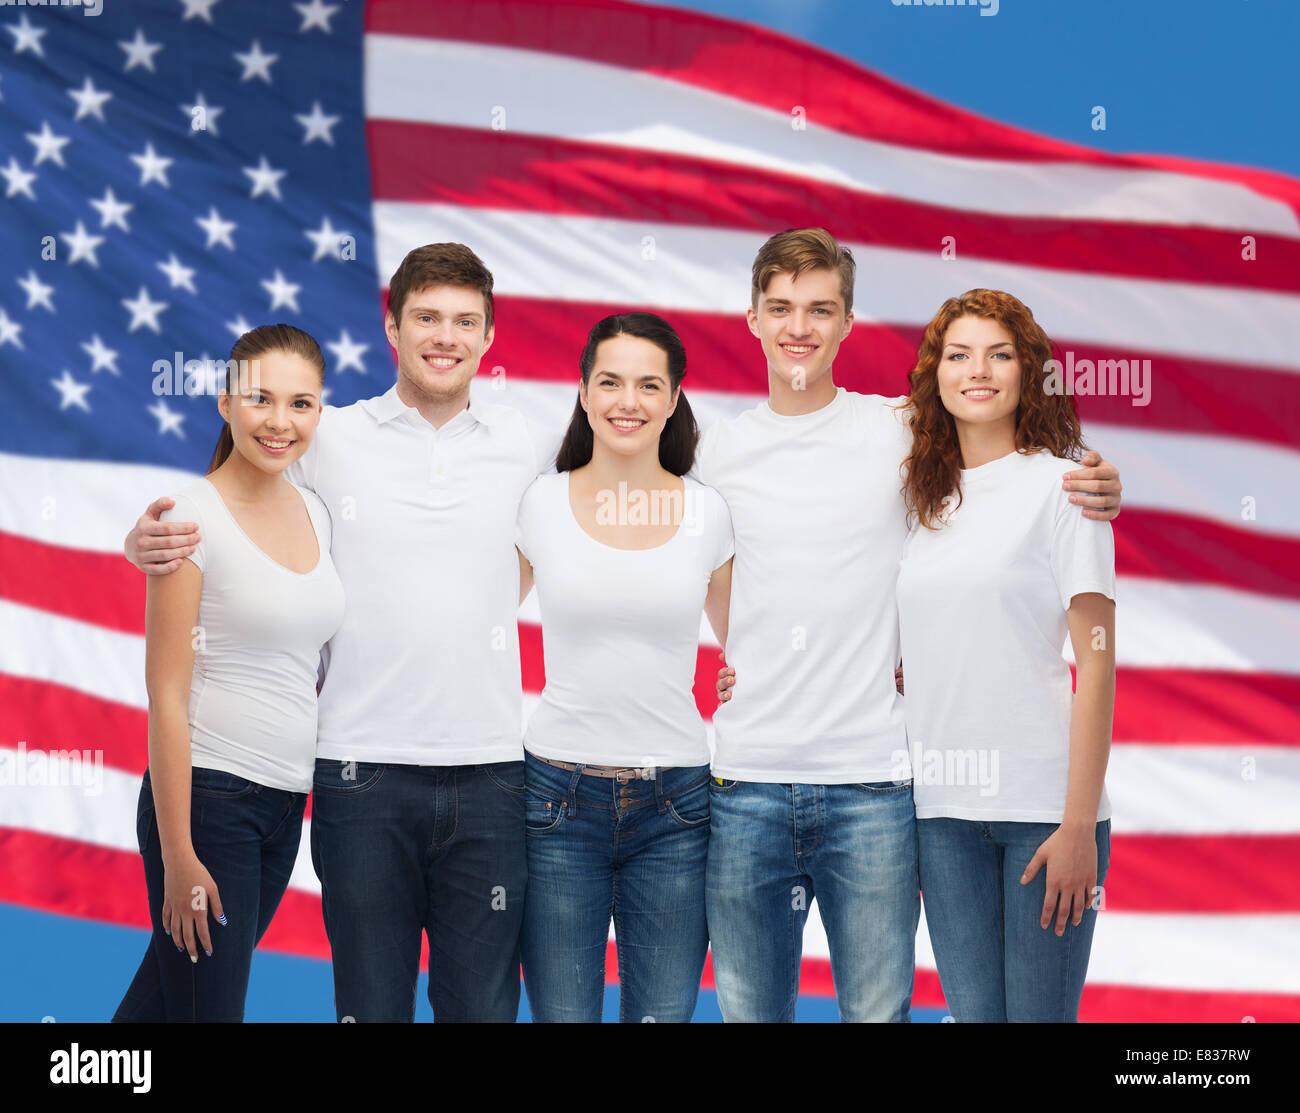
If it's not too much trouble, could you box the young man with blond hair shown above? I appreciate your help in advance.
[698,228,1122,1022]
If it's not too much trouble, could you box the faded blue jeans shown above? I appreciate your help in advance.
[519,751,711,1022]
[705,778,920,1022]
[918,817,1112,1022]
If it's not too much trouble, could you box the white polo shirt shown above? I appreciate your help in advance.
[696,388,912,784]
[287,384,552,766]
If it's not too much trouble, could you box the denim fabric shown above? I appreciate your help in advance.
[113,766,306,1023]
[705,778,919,1022]
[917,817,1112,1022]
[309,759,527,1022]
[519,752,711,1022]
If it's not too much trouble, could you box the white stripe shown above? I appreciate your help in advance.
[363,36,1300,238]
[4,762,1292,995]
[477,379,1300,541]
[0,451,197,551]
[374,202,1300,372]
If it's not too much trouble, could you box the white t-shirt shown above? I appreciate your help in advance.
[896,449,1116,823]
[695,387,912,783]
[285,385,554,766]
[516,471,734,767]
[162,478,346,793]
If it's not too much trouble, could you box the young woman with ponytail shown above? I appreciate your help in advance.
[515,312,734,1022]
[114,325,345,1022]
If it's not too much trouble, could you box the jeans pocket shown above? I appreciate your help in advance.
[665,779,710,829]
[482,761,525,798]
[190,766,257,799]
[707,776,740,795]
[311,758,385,794]
[851,778,913,794]
[524,786,566,834]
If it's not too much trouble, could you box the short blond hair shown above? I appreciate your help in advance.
[751,228,855,315]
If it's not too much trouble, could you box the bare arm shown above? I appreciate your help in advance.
[703,556,732,650]
[144,562,225,959]
[125,496,201,574]
[1063,450,1123,522]
[517,547,534,607]
[1021,591,1116,934]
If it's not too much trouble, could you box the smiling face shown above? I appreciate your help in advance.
[218,349,323,474]
[579,333,677,460]
[747,267,853,395]
[384,283,494,406]
[936,314,1022,434]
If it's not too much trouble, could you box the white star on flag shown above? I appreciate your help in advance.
[226,314,253,338]
[327,330,369,373]
[295,101,341,145]
[148,399,187,438]
[7,14,47,57]
[51,370,91,412]
[179,0,221,24]
[295,0,340,33]
[1,158,36,200]
[18,270,55,312]
[235,39,279,83]
[62,221,106,267]
[0,308,24,348]
[119,28,164,73]
[82,334,120,375]
[261,270,302,312]
[130,143,173,187]
[26,122,70,168]
[122,286,169,333]
[181,92,225,137]
[68,77,112,123]
[243,155,286,200]
[157,253,198,293]
[90,187,133,232]
[305,216,347,261]
[196,207,237,249]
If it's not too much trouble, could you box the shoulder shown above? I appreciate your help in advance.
[292,483,330,520]
[520,469,563,510]
[161,479,214,526]
[684,476,732,532]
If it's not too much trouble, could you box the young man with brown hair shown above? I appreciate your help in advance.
[698,228,1122,1022]
[124,243,551,1022]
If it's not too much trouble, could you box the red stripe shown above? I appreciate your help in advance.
[483,296,1300,452]
[6,831,1297,1021]
[363,0,1300,226]
[369,119,1300,295]
[1105,835,1300,914]
[0,530,143,635]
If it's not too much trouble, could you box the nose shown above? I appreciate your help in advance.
[614,383,641,411]
[788,310,813,336]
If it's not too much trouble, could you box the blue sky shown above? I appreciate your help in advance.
[659,0,1298,179]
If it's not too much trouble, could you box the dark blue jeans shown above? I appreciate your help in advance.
[309,759,527,1022]
[519,753,711,1022]
[113,766,307,1023]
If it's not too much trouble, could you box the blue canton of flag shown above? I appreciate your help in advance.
[0,0,386,471]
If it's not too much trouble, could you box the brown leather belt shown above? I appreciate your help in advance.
[534,755,673,784]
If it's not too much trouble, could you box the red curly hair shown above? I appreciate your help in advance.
[898,289,1086,530]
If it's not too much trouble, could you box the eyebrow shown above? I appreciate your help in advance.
[243,386,317,398]
[944,341,1014,350]
[595,370,668,383]
[408,306,482,319]
[765,298,839,307]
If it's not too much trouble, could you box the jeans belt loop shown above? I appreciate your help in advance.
[652,767,668,814]
[567,764,584,819]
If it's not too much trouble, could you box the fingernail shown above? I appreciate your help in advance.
[164,928,171,937]
[204,949,212,957]
[1069,495,1078,503]
[190,954,198,964]
[217,913,227,925]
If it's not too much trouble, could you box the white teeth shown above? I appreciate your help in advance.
[783,345,813,353]
[426,356,458,368]
[963,390,996,397]
[257,437,292,447]
[610,418,644,428]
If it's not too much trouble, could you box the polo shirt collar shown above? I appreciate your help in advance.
[364,384,498,429]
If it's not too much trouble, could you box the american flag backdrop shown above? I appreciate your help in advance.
[2,0,1298,1022]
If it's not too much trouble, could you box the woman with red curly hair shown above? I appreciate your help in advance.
[896,289,1116,1023]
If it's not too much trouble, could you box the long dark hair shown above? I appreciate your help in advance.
[555,313,698,476]
[207,324,327,474]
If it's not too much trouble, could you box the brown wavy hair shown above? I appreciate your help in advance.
[898,289,1085,530]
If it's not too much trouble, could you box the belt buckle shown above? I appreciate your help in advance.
[615,766,654,784]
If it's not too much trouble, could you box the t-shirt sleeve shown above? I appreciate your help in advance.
[515,475,543,565]
[1049,486,1116,610]
[161,491,207,573]
[301,488,333,551]
[708,486,735,571]
[526,417,563,476]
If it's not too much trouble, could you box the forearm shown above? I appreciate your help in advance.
[146,703,196,868]
[1061,666,1114,832]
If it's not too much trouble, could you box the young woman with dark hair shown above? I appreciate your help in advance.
[895,289,1116,1022]
[516,312,733,1022]
[114,324,345,1022]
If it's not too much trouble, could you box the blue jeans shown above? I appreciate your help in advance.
[917,817,1112,1022]
[309,759,527,1022]
[519,752,711,1022]
[705,778,919,1022]
[113,766,306,1023]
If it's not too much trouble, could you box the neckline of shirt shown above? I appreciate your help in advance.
[960,447,1043,484]
[200,476,324,578]
[561,471,692,554]
[759,385,845,424]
